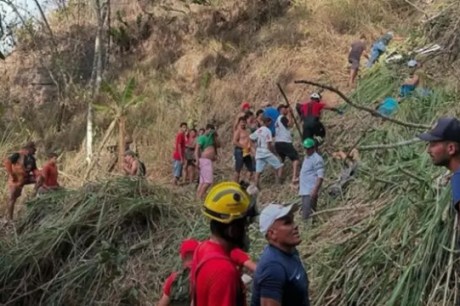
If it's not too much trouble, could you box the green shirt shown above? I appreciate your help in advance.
[197,133,215,151]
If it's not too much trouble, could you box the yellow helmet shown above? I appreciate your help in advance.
[203,182,251,224]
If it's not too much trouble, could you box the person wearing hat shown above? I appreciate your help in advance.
[158,238,200,306]
[233,101,252,131]
[418,117,460,214]
[299,138,324,220]
[190,182,258,306]
[251,203,310,306]
[296,93,343,141]
[367,31,394,67]
[3,141,40,220]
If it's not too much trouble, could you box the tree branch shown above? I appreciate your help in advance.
[294,80,431,130]
[359,138,421,151]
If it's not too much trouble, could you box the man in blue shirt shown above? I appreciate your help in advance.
[418,117,460,214]
[252,203,310,306]
[263,102,280,137]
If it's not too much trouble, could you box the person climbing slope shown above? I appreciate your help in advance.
[123,150,146,177]
[399,59,420,97]
[367,31,394,67]
[3,141,40,220]
[190,182,258,306]
[296,93,343,141]
[348,34,368,86]
[195,124,220,199]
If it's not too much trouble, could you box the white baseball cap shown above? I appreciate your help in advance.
[259,203,297,235]
[407,59,418,68]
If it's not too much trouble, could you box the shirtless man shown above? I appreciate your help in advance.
[3,141,40,220]
[123,151,140,176]
[233,101,251,131]
[233,117,255,183]
[195,124,220,199]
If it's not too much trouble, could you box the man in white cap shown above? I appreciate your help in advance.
[251,203,310,306]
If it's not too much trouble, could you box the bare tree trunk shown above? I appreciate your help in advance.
[118,115,126,171]
[87,0,108,164]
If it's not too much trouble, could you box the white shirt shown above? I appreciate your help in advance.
[250,126,273,159]
[299,152,325,196]
[275,115,292,143]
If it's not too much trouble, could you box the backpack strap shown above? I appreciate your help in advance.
[191,248,235,306]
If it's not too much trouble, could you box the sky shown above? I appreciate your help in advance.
[1,0,56,54]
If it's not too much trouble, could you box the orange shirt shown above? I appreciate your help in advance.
[41,161,59,188]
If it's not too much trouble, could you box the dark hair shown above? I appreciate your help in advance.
[277,104,287,112]
[199,128,205,133]
[180,122,188,128]
[23,141,36,150]
[262,116,272,124]
[360,34,366,40]
[189,128,197,134]
[47,152,58,159]
[245,110,254,117]
[256,109,264,116]
[124,150,136,157]
[206,123,215,130]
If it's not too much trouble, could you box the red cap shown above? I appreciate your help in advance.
[241,101,251,111]
[179,239,200,259]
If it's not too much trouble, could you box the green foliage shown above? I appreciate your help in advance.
[95,78,144,116]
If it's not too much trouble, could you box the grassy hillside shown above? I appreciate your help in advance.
[1,0,460,305]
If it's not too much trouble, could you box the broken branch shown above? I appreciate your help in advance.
[359,138,421,151]
[294,80,431,130]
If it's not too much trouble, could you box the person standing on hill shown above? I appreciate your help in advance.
[172,122,188,185]
[262,102,280,137]
[233,101,252,131]
[250,117,283,188]
[3,141,40,220]
[299,138,324,220]
[251,203,310,306]
[348,34,368,87]
[275,105,300,185]
[418,117,460,219]
[296,93,343,141]
[191,182,257,306]
[233,117,255,183]
[195,124,220,199]
[36,152,60,194]
[185,128,198,184]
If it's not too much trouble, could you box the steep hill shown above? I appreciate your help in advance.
[1,0,460,305]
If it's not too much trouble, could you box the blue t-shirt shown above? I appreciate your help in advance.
[451,170,460,210]
[377,97,399,117]
[251,245,310,306]
[263,107,280,137]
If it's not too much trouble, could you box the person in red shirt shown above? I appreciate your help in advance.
[37,152,60,194]
[191,181,258,306]
[172,122,188,185]
[157,238,200,306]
[296,93,343,141]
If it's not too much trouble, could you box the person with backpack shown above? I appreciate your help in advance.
[296,93,343,141]
[157,239,200,306]
[190,181,258,306]
[123,150,146,177]
[3,141,40,220]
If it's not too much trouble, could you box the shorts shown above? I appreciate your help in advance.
[185,148,195,161]
[255,154,283,173]
[348,57,360,70]
[275,142,299,162]
[172,160,183,178]
[301,195,317,219]
[199,158,213,184]
[234,147,255,172]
